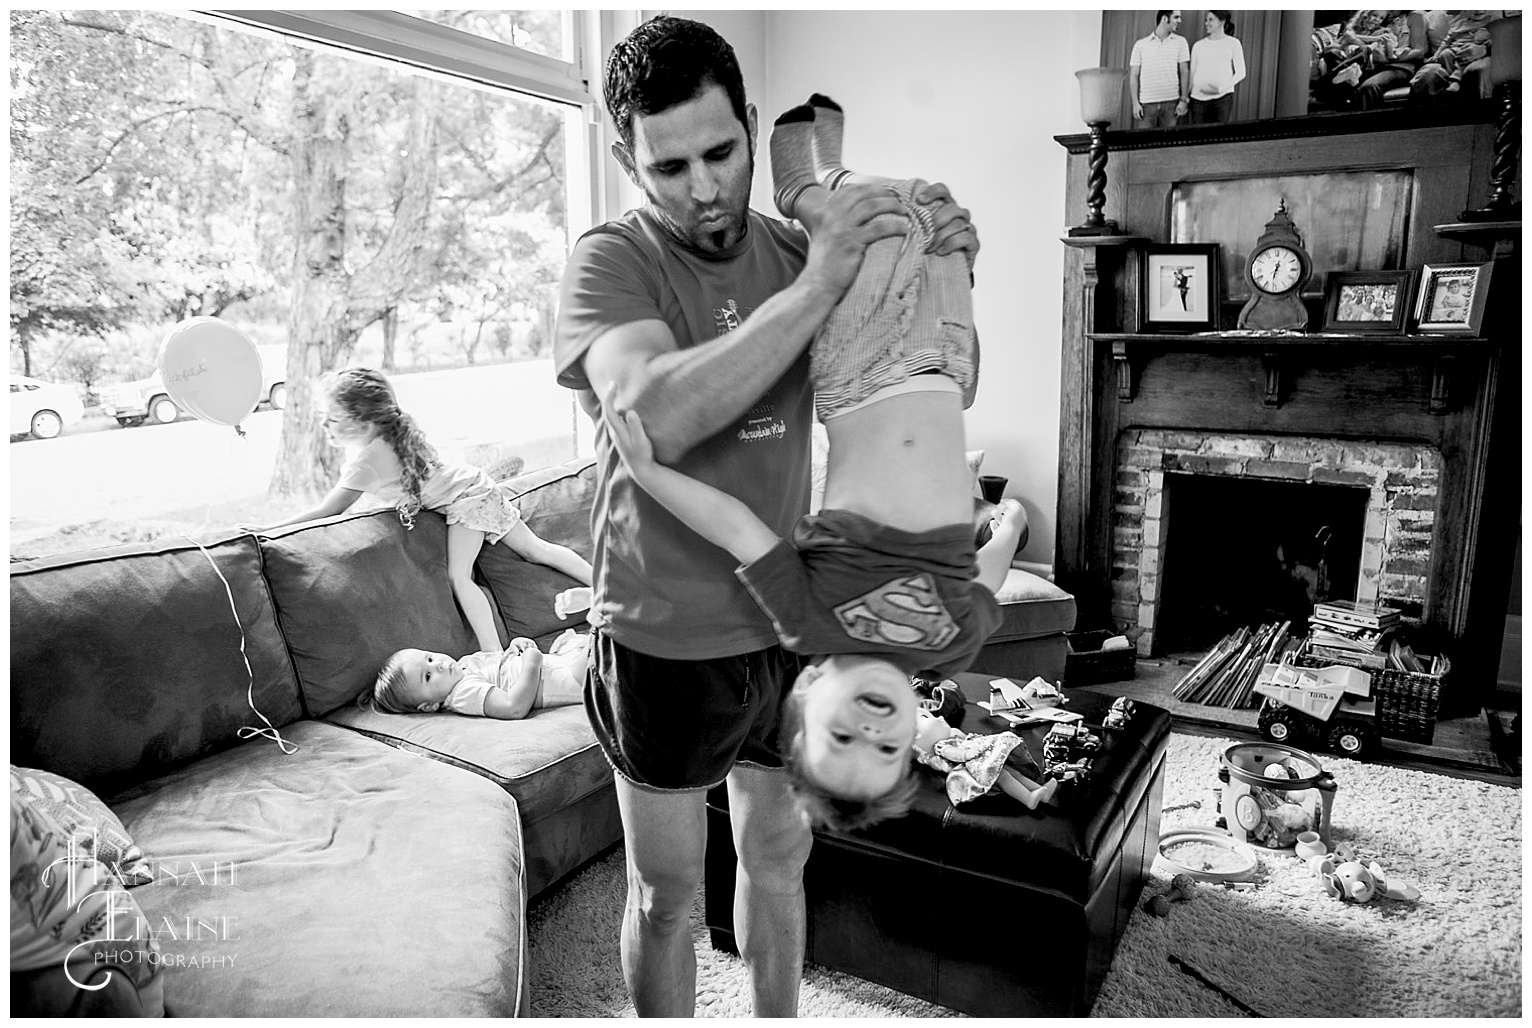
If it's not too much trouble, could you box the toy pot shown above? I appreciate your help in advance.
[1294,831,1328,859]
[1216,741,1337,851]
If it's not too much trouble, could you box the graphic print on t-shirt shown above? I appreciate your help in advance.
[832,572,960,651]
[712,296,788,445]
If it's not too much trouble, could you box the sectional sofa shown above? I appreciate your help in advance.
[10,457,619,1016]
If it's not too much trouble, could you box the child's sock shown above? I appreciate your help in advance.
[770,105,818,219]
[808,93,851,189]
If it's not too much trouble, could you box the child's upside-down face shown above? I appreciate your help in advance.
[793,655,919,801]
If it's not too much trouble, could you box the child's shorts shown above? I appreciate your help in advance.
[442,481,522,544]
[583,627,805,791]
[812,178,977,421]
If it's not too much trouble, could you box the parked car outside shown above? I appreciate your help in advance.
[101,344,288,427]
[9,374,85,440]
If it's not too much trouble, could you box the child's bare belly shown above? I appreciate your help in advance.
[821,386,972,532]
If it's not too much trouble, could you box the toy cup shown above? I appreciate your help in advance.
[1294,831,1328,859]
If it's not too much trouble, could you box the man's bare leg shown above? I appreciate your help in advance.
[613,776,708,1016]
[725,764,814,1016]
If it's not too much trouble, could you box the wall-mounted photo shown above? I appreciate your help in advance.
[1309,10,1507,113]
[1413,262,1493,335]
[1141,244,1221,332]
[1321,270,1414,334]
[1099,11,1517,127]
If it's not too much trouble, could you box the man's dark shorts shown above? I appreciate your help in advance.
[584,627,806,791]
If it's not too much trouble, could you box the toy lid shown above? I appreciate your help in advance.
[1221,741,1331,789]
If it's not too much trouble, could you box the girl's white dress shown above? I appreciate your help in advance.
[337,437,522,542]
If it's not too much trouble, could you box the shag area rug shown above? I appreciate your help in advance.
[526,732,1521,1018]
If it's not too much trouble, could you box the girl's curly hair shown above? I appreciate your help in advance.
[323,366,439,527]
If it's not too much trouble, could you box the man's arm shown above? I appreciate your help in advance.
[1177,55,1191,116]
[604,388,780,565]
[1129,65,1144,118]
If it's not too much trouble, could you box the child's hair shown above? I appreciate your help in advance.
[324,366,439,527]
[778,685,920,832]
[366,650,414,714]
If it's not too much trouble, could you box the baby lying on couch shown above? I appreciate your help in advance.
[369,628,588,720]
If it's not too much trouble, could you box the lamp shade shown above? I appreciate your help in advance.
[1489,15,1521,86]
[1076,67,1128,125]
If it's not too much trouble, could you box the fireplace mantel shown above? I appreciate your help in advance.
[1054,117,1520,710]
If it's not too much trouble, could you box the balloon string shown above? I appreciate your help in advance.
[185,535,298,755]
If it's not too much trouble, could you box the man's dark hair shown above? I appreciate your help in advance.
[604,15,750,149]
[779,682,920,833]
[1156,10,1175,27]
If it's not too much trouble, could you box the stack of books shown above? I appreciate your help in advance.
[1306,600,1402,668]
[1172,620,1301,709]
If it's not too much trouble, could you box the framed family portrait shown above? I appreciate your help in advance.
[1140,243,1222,332]
[1321,270,1414,334]
[1413,262,1493,335]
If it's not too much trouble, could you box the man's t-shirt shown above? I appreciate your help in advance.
[1130,31,1190,104]
[553,207,813,660]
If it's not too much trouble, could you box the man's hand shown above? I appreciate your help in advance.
[1133,99,1144,119]
[799,182,908,302]
[914,181,980,270]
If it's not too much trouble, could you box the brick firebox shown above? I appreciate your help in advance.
[1112,429,1441,656]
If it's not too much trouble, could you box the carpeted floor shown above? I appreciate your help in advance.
[526,731,1522,1018]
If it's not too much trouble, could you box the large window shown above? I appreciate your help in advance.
[10,9,597,558]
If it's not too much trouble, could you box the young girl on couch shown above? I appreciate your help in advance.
[604,95,1041,832]
[254,366,592,652]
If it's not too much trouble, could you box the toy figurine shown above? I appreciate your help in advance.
[914,709,1058,809]
[1103,697,1135,730]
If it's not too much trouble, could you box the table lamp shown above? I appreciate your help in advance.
[1461,14,1521,221]
[1068,67,1128,237]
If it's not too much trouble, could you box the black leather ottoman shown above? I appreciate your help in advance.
[704,678,1170,1017]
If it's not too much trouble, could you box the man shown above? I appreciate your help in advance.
[1409,10,1502,102]
[552,15,977,1018]
[1129,10,1190,128]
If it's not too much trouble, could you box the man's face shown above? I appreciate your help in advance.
[1164,10,1182,31]
[615,83,757,254]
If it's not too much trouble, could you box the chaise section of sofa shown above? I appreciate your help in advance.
[110,720,528,1016]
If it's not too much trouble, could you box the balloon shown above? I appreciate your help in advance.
[158,317,263,428]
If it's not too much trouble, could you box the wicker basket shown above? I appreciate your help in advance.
[1291,651,1442,744]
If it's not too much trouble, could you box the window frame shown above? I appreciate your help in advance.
[205,9,594,106]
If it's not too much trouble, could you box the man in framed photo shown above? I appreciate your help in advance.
[1130,11,1191,128]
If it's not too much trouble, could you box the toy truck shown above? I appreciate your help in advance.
[1252,660,1380,759]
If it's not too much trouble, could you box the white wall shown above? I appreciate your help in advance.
[637,11,1102,566]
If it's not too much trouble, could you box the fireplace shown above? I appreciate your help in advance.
[1053,115,1520,709]
[1112,430,1438,655]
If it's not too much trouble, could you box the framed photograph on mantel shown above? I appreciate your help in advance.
[1140,243,1221,333]
[1321,270,1414,334]
[1413,263,1493,336]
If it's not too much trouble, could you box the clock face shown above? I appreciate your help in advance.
[1250,246,1303,294]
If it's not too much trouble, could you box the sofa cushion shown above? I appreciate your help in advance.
[10,784,167,1015]
[111,721,526,1017]
[9,533,302,798]
[475,457,596,642]
[990,566,1077,641]
[325,702,610,828]
[10,765,153,886]
[259,509,479,716]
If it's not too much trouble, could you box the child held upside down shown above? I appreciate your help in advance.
[603,94,1048,832]
[370,628,589,719]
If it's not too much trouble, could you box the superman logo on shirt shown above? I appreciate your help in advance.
[832,573,960,651]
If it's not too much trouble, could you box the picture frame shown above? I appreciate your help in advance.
[1412,262,1494,336]
[1140,244,1221,332]
[1321,270,1414,334]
